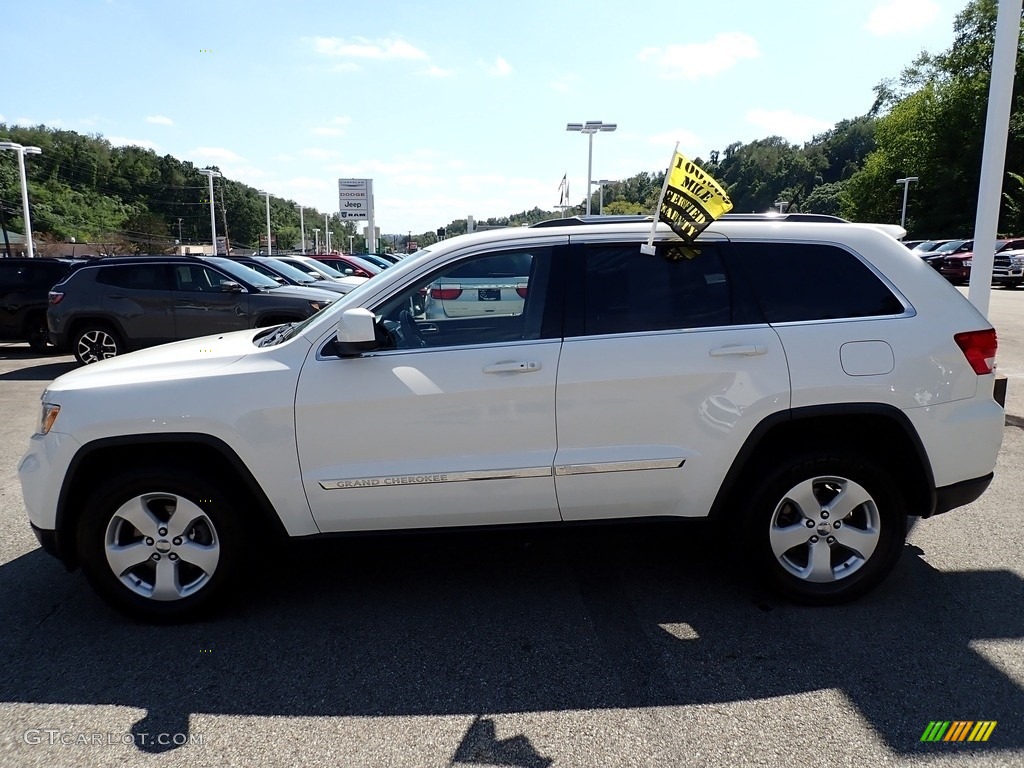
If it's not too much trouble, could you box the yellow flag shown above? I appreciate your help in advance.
[659,152,733,243]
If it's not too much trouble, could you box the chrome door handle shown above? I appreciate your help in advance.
[709,344,767,357]
[483,361,542,374]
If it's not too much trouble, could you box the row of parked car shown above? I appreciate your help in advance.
[905,237,1024,287]
[0,251,404,364]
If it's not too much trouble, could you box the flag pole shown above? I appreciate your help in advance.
[641,141,678,256]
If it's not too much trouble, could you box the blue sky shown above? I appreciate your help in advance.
[5,0,966,233]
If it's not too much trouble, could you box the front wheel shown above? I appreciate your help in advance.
[76,467,246,622]
[26,313,52,353]
[744,453,906,605]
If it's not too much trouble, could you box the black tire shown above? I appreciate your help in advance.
[25,313,51,353]
[743,452,907,605]
[73,323,122,365]
[76,466,247,622]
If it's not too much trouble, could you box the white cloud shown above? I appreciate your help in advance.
[330,62,361,73]
[647,130,704,153]
[146,115,174,126]
[488,56,513,77]
[865,0,941,36]
[311,126,344,137]
[549,73,579,93]
[745,109,833,141]
[312,36,428,60]
[637,32,760,80]
[108,136,161,151]
[190,146,245,163]
[0,113,6,122]
[421,64,455,77]
[301,148,341,160]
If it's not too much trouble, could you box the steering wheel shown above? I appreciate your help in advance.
[399,309,426,349]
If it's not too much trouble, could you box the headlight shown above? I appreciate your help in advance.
[1010,256,1024,267]
[963,259,972,267]
[38,403,60,435]
[308,300,331,312]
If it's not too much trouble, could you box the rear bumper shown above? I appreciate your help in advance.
[931,473,993,517]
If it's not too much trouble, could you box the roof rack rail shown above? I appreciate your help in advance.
[719,213,849,223]
[532,212,850,228]
[531,215,653,228]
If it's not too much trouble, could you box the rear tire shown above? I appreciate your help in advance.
[73,323,122,365]
[743,452,906,605]
[76,466,247,622]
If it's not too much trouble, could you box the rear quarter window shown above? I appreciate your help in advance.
[729,242,905,322]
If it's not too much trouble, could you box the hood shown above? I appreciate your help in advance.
[308,279,353,294]
[261,284,339,302]
[47,328,298,392]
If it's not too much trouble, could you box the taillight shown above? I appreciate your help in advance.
[429,286,462,300]
[48,291,64,305]
[516,283,528,299]
[954,328,997,374]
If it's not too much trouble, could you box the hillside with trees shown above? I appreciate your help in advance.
[1,0,1021,252]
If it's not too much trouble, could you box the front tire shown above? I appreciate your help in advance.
[76,467,246,622]
[744,452,906,605]
[74,324,122,364]
[26,312,51,353]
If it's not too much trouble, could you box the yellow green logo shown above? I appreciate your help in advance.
[920,721,997,742]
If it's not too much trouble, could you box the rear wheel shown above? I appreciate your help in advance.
[744,452,906,605]
[73,324,121,364]
[76,466,247,622]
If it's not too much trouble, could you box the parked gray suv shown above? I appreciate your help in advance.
[47,255,337,364]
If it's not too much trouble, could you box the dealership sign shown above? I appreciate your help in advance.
[338,178,372,221]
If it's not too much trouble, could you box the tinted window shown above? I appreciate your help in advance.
[582,244,734,335]
[730,242,904,323]
[95,264,170,290]
[375,247,551,349]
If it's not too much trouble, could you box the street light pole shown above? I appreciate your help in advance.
[895,177,918,230]
[349,235,354,254]
[198,169,222,254]
[593,179,613,215]
[296,205,306,254]
[566,121,617,216]
[0,142,42,258]
[258,191,272,255]
[313,228,320,254]
[774,200,790,213]
[324,214,330,253]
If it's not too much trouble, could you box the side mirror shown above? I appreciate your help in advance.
[220,281,243,293]
[334,307,379,357]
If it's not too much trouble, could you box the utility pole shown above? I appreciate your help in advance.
[218,186,230,253]
[176,217,183,244]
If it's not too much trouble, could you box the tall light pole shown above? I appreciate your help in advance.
[896,177,918,230]
[313,227,320,254]
[198,169,222,254]
[258,190,272,254]
[349,235,354,254]
[295,204,306,254]
[566,121,617,216]
[324,214,330,253]
[592,179,614,215]
[0,142,42,258]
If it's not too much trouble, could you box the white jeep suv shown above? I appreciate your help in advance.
[19,214,1005,621]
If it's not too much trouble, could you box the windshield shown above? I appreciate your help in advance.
[261,257,320,284]
[290,258,344,278]
[932,240,968,254]
[206,257,282,290]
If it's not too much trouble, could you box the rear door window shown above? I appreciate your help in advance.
[729,242,905,323]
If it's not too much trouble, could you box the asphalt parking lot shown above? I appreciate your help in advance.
[0,287,1022,768]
